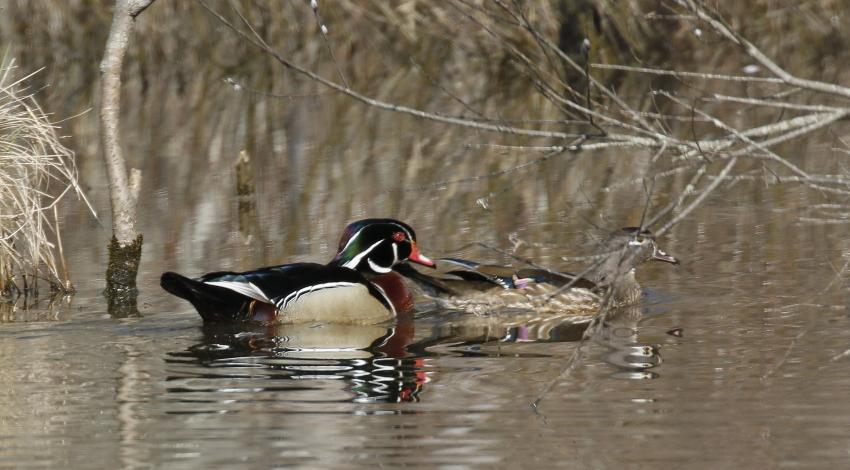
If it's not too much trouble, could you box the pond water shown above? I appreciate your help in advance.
[3,3,850,468]
[3,161,850,469]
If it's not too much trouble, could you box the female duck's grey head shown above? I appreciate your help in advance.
[593,227,679,286]
[618,227,678,266]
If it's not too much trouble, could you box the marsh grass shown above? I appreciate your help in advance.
[0,56,89,298]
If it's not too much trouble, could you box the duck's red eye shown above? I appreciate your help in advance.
[392,231,406,242]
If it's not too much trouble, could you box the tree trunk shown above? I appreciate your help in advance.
[99,0,155,314]
[235,150,259,243]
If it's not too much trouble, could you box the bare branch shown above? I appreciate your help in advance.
[197,1,599,141]
[592,63,786,84]
[678,0,850,100]
[656,156,738,235]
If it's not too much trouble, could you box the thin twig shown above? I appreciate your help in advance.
[656,156,738,236]
[592,63,786,84]
[762,330,806,381]
[198,0,589,141]
[679,0,850,100]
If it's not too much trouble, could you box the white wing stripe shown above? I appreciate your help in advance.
[276,282,361,310]
[205,280,271,302]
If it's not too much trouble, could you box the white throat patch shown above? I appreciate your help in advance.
[368,258,392,274]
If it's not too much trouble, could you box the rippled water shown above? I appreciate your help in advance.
[3,2,850,467]
[3,191,850,468]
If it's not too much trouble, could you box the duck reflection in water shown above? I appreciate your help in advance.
[170,302,666,409]
[170,309,427,404]
[595,305,664,378]
[415,302,663,376]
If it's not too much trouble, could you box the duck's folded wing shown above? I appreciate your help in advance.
[440,258,515,288]
[515,268,597,290]
[202,263,368,307]
[394,262,459,296]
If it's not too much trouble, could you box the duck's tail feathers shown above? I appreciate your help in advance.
[160,272,250,323]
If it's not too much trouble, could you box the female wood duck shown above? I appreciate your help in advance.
[395,227,678,315]
[161,218,435,324]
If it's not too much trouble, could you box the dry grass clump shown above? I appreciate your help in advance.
[0,57,89,299]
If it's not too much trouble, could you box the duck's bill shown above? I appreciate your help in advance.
[652,247,679,265]
[408,244,436,268]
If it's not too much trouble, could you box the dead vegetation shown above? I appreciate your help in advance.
[0,57,91,299]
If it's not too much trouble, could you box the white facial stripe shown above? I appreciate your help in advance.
[368,258,392,273]
[342,239,384,270]
[391,242,399,264]
[343,223,410,251]
[340,227,364,253]
[205,280,271,302]
[276,281,359,310]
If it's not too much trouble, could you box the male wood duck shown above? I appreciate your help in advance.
[396,227,678,315]
[161,219,435,324]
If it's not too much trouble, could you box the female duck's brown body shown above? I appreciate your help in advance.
[397,227,678,315]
